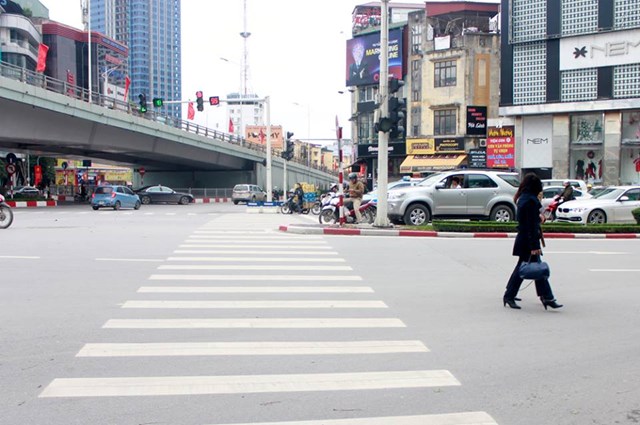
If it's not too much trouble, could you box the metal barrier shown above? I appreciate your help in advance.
[0,61,335,174]
[50,185,233,199]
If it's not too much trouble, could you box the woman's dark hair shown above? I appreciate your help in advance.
[514,173,543,202]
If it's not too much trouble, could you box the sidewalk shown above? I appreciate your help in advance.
[278,223,640,239]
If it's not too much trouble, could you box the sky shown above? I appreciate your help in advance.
[44,0,430,143]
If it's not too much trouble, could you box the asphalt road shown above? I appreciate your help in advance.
[1,202,639,425]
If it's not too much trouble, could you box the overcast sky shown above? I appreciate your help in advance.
[44,0,428,143]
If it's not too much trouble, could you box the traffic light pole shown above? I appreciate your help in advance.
[374,0,391,228]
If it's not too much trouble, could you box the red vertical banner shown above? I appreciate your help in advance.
[486,126,515,169]
[36,43,49,73]
[187,102,195,120]
[228,118,234,134]
[34,165,43,187]
[123,76,131,101]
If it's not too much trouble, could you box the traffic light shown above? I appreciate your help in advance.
[388,96,406,141]
[209,96,220,106]
[282,131,295,160]
[389,77,405,94]
[138,93,148,113]
[152,98,164,107]
[195,91,204,112]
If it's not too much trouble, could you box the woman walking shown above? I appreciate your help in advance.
[503,173,563,310]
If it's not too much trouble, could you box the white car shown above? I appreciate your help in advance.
[542,179,589,192]
[363,178,422,203]
[555,186,640,224]
[541,186,592,209]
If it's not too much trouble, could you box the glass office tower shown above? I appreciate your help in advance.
[91,0,182,119]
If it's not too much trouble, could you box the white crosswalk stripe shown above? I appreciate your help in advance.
[40,215,497,424]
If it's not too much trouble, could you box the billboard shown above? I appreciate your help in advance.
[346,28,404,87]
[245,125,284,149]
[487,126,515,168]
[522,115,552,168]
[352,6,382,35]
[466,106,488,136]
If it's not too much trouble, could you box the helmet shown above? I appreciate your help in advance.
[563,180,570,186]
[348,172,358,180]
[330,183,338,190]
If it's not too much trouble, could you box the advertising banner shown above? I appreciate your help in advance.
[466,106,488,136]
[522,115,553,168]
[468,149,487,169]
[487,126,515,168]
[346,28,404,87]
[245,125,284,149]
[435,137,465,153]
[352,5,381,35]
[406,138,435,155]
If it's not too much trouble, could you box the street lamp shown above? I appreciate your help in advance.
[101,64,125,95]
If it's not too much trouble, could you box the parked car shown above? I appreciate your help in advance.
[540,185,592,209]
[13,186,40,197]
[542,179,589,192]
[387,170,520,225]
[232,184,267,204]
[555,186,640,224]
[91,185,141,210]
[136,185,194,205]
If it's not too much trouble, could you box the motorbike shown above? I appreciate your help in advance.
[280,194,309,214]
[0,194,14,229]
[318,195,376,224]
[543,195,562,221]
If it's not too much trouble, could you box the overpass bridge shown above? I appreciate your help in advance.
[0,62,336,189]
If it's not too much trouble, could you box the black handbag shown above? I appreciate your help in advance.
[519,256,550,280]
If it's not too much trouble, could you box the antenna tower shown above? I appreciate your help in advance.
[239,0,252,96]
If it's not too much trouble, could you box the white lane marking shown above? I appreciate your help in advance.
[165,213,177,216]
[158,265,352,271]
[187,213,197,216]
[0,255,41,259]
[546,251,630,255]
[39,370,458,398]
[185,238,328,244]
[95,258,164,263]
[205,412,498,425]
[121,300,388,309]
[149,274,363,281]
[590,269,640,272]
[193,232,323,239]
[144,212,154,215]
[103,318,404,329]
[179,244,332,250]
[174,250,338,255]
[138,286,374,293]
[166,257,345,263]
[76,340,428,357]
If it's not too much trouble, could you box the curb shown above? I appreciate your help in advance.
[278,225,640,239]
[5,200,57,208]
[194,198,231,204]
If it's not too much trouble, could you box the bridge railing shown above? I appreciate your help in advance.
[0,61,335,175]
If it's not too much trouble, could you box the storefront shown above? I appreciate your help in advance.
[355,141,407,190]
[400,138,467,175]
[568,113,605,184]
[621,111,640,185]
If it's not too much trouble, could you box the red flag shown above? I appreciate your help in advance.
[187,102,195,120]
[123,76,131,101]
[228,118,234,134]
[259,128,265,144]
[36,43,49,73]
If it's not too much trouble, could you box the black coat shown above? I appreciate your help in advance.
[512,192,543,257]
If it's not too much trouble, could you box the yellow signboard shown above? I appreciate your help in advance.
[406,138,435,155]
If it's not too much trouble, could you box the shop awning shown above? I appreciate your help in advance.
[400,154,467,173]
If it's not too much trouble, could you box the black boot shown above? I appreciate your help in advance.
[503,298,521,309]
[540,297,563,310]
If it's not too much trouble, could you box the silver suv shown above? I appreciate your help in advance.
[387,170,520,225]
[232,184,267,204]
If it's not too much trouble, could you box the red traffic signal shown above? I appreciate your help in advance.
[195,91,204,112]
[209,96,220,106]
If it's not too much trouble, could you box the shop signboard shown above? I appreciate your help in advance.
[357,141,406,158]
[466,106,487,136]
[468,149,487,169]
[486,126,515,168]
[522,115,553,168]
[435,137,465,153]
[406,138,435,155]
[560,28,640,71]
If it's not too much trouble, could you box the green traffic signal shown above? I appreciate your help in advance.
[152,98,164,107]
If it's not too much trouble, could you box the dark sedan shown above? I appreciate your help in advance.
[135,185,194,205]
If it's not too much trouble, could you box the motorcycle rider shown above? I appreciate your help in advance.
[293,183,305,213]
[346,173,365,223]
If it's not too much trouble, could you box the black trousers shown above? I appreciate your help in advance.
[504,255,555,301]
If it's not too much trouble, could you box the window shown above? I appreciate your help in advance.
[434,109,456,135]
[466,174,497,188]
[411,107,421,137]
[434,61,456,87]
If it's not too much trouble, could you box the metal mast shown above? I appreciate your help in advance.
[240,0,251,96]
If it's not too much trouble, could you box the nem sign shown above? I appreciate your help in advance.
[560,28,640,70]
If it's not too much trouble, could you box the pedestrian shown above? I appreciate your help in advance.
[503,173,563,310]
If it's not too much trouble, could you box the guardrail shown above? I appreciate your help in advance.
[0,61,336,175]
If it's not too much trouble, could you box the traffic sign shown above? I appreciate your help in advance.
[138,167,146,176]
[5,164,16,175]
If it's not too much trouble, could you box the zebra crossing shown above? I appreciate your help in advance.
[39,214,498,424]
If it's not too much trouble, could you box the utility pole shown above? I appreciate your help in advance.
[374,0,391,228]
[265,96,272,202]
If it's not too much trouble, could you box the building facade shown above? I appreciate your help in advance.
[402,1,501,174]
[0,1,42,70]
[500,0,640,185]
[227,92,264,138]
[91,0,182,119]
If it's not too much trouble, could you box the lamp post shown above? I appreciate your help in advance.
[101,64,124,98]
